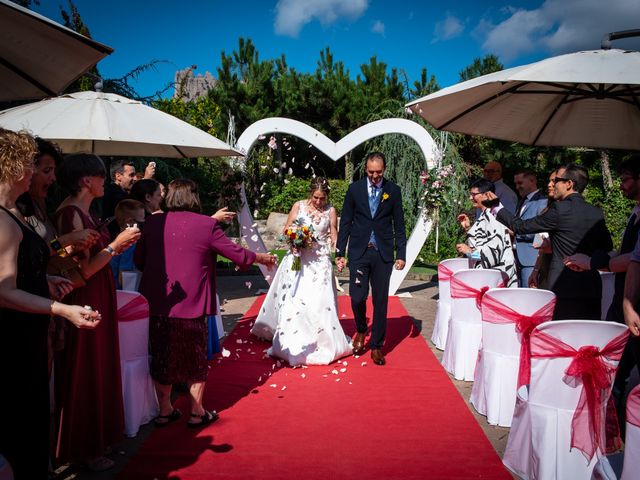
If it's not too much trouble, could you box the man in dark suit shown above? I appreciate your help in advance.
[487,164,612,320]
[336,152,406,365]
[513,169,548,287]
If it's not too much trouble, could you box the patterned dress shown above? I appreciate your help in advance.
[467,209,518,287]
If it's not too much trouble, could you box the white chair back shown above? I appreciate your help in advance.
[116,290,150,361]
[450,269,504,325]
[529,320,628,411]
[622,384,640,480]
[437,258,473,305]
[481,288,556,357]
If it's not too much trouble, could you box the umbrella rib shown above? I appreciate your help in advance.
[0,57,57,97]
[531,88,574,146]
[173,146,188,158]
[438,81,528,130]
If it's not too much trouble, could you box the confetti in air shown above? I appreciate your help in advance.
[221,348,231,358]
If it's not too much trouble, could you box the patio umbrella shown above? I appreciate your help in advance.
[406,48,640,150]
[0,90,241,158]
[0,0,113,102]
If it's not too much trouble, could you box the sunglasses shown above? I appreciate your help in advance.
[551,177,570,184]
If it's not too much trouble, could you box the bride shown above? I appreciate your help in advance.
[251,177,352,366]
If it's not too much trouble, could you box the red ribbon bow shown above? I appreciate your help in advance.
[530,328,629,461]
[481,294,556,387]
[450,275,503,310]
[438,263,455,282]
[117,294,148,322]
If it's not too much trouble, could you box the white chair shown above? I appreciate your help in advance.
[503,320,629,480]
[621,383,640,480]
[116,290,159,437]
[599,271,615,320]
[432,258,473,350]
[471,288,556,427]
[120,269,142,292]
[442,269,505,381]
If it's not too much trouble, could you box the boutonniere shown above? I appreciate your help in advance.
[382,193,390,202]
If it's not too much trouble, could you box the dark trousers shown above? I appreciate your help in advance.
[552,296,601,320]
[349,246,393,349]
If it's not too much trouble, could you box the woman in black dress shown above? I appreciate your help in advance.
[0,129,100,479]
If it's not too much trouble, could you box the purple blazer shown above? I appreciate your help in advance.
[134,211,256,318]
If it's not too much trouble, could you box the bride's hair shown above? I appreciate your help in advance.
[308,176,330,199]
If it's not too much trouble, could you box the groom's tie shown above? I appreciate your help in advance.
[368,184,380,247]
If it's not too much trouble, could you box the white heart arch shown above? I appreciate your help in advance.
[235,117,440,295]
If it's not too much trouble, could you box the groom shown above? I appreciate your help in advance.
[335,152,406,365]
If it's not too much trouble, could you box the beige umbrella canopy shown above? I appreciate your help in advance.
[0,91,242,158]
[407,47,640,151]
[0,0,113,102]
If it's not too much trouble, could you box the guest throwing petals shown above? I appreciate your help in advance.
[135,179,276,428]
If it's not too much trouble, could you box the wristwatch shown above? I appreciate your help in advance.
[50,237,67,257]
[104,245,116,256]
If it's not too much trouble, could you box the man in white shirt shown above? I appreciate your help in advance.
[483,161,518,214]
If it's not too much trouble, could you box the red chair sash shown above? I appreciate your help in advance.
[117,294,148,322]
[482,294,556,387]
[627,385,640,428]
[530,328,629,461]
[438,263,455,282]
[450,275,504,309]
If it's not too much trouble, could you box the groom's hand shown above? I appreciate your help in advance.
[335,256,346,272]
[394,259,406,270]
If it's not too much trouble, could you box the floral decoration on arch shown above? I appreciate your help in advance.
[419,164,456,212]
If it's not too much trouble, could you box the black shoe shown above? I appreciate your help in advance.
[187,410,219,429]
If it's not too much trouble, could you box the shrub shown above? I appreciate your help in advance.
[264,177,349,215]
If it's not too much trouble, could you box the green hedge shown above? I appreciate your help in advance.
[263,177,349,215]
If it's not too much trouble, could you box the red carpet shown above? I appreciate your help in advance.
[119,296,511,480]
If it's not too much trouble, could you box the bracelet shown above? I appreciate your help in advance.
[50,237,67,257]
[104,245,116,257]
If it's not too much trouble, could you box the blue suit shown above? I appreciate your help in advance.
[336,177,406,348]
[514,190,548,287]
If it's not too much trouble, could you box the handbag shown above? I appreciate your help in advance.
[47,255,86,288]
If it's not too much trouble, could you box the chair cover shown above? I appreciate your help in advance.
[471,288,556,427]
[621,384,640,480]
[432,258,473,350]
[503,320,629,480]
[117,290,159,437]
[207,293,225,359]
[120,269,142,291]
[599,272,615,321]
[441,269,505,381]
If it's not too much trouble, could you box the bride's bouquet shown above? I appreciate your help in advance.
[281,218,315,271]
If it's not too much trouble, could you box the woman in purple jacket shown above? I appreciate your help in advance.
[135,179,276,428]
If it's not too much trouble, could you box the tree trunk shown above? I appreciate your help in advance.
[600,150,613,196]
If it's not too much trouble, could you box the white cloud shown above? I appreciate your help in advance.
[274,0,369,38]
[371,20,385,35]
[480,0,640,62]
[432,13,464,43]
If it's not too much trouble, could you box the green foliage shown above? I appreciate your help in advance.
[459,54,504,82]
[153,97,222,137]
[263,177,349,217]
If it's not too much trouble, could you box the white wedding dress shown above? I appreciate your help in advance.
[251,201,352,366]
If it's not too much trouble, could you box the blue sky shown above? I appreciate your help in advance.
[34,0,640,99]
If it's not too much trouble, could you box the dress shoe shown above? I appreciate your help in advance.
[352,332,366,355]
[371,348,386,366]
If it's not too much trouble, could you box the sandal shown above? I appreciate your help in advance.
[85,456,115,472]
[187,410,219,429]
[154,408,182,427]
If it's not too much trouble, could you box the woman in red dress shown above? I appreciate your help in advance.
[54,153,140,471]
